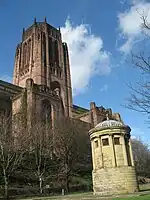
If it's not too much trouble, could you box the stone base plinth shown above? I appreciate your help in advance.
[93,166,139,196]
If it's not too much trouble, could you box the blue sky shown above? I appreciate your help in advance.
[0,0,150,144]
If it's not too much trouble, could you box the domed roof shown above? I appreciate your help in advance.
[95,120,124,129]
[89,118,131,135]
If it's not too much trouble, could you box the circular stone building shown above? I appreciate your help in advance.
[89,118,139,196]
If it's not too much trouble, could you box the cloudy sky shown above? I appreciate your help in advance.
[0,0,150,144]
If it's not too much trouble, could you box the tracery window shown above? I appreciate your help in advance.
[42,100,51,127]
[23,39,31,68]
[51,81,61,96]
[27,39,31,64]
[42,33,46,66]
[49,37,53,62]
[54,40,59,65]
[23,43,27,66]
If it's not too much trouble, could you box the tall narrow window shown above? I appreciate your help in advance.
[102,138,109,146]
[23,43,27,67]
[49,37,52,62]
[27,39,31,65]
[55,40,59,66]
[114,137,120,145]
[42,33,46,66]
[42,100,51,127]
[95,140,99,148]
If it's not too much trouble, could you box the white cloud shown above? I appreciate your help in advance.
[120,0,126,5]
[118,0,150,53]
[131,0,146,5]
[61,19,111,96]
[100,84,108,92]
[0,75,12,83]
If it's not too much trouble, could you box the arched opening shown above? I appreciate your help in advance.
[23,42,27,67]
[49,37,53,62]
[41,99,52,127]
[42,33,46,66]
[51,81,61,96]
[27,39,31,65]
[54,40,59,66]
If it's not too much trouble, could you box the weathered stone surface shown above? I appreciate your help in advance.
[90,120,139,196]
[13,21,73,119]
[93,167,138,195]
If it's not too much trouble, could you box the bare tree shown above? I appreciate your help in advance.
[0,112,28,199]
[28,119,53,194]
[53,117,90,194]
[132,138,150,178]
[126,14,150,122]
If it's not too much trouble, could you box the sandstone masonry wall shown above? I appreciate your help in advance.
[93,166,139,196]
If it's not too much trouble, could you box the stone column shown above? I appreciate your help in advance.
[91,139,96,170]
[121,135,128,166]
[129,139,135,166]
[109,135,116,167]
[99,136,104,168]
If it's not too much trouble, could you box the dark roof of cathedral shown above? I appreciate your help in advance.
[73,105,89,114]
[0,80,23,96]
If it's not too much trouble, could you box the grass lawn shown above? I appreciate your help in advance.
[112,194,150,200]
[15,184,150,200]
[20,193,150,200]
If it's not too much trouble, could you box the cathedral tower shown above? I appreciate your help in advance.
[13,18,72,117]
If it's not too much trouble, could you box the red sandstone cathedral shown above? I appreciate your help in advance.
[0,19,122,127]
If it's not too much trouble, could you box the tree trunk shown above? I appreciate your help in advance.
[39,176,43,194]
[65,180,69,194]
[4,173,8,199]
[65,174,69,194]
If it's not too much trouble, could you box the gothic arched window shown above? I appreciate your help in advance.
[27,39,31,64]
[42,33,46,66]
[51,81,61,96]
[49,37,53,62]
[42,100,51,127]
[23,43,27,66]
[54,40,59,66]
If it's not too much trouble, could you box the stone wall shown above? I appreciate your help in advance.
[79,113,90,123]
[93,166,139,195]
[115,144,124,166]
[12,96,22,115]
